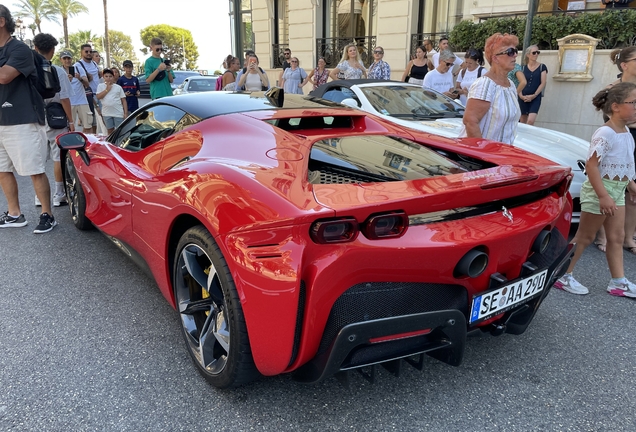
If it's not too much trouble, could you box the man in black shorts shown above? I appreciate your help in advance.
[0,5,56,233]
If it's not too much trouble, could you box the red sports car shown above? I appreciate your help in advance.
[57,90,574,388]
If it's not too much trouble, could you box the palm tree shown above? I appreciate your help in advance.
[103,0,110,67]
[47,0,88,48]
[13,0,57,33]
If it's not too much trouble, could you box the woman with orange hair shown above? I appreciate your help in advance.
[459,33,521,145]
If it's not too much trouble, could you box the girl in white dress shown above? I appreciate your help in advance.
[555,82,636,297]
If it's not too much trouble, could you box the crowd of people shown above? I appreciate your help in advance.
[216,37,549,129]
[0,5,144,233]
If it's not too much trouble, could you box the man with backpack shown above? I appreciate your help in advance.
[75,43,100,133]
[33,33,73,208]
[0,5,56,233]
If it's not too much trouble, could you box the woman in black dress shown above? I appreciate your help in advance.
[518,45,547,126]
[401,45,429,86]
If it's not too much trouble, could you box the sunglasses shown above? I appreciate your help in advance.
[531,50,541,55]
[290,60,298,63]
[374,50,384,54]
[496,47,518,57]
[444,61,454,67]
[82,50,91,54]
[284,52,291,55]
[155,47,164,52]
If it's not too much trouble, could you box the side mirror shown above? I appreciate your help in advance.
[56,132,90,165]
[56,132,88,150]
[341,98,360,108]
[265,87,285,107]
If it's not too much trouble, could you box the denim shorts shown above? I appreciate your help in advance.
[580,178,628,214]
[103,116,123,130]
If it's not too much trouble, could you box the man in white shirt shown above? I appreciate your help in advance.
[423,50,456,98]
[61,51,92,133]
[75,43,100,133]
[431,37,463,70]
[33,33,74,207]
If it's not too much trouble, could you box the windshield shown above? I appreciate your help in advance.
[360,85,464,119]
[174,72,201,85]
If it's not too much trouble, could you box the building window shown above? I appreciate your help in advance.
[272,0,289,68]
[411,0,464,57]
[317,0,377,68]
[229,0,254,60]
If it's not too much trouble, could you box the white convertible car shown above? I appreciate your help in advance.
[310,80,588,223]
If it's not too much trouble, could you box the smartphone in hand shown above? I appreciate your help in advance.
[68,66,75,76]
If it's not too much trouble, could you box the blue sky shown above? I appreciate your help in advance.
[12,0,233,71]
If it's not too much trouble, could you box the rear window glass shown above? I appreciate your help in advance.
[309,135,468,183]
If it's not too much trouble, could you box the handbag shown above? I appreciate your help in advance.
[45,102,68,129]
[404,62,413,83]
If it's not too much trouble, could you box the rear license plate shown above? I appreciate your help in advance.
[469,269,548,325]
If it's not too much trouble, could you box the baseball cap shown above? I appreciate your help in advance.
[123,60,133,67]
[60,50,72,58]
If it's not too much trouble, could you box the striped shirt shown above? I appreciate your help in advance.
[459,76,520,145]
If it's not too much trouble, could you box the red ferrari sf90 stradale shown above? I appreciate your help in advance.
[57,90,574,388]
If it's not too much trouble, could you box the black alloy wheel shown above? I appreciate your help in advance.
[173,226,258,388]
[64,154,92,230]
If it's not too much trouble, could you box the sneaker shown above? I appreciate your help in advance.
[0,212,28,228]
[33,212,57,234]
[35,195,41,207]
[607,279,636,298]
[53,192,67,207]
[553,273,589,295]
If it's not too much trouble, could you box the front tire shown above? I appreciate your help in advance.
[64,153,92,230]
[173,226,259,388]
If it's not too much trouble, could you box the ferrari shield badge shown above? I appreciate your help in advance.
[502,206,513,223]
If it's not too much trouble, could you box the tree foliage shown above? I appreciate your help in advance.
[13,0,58,33]
[450,10,636,52]
[140,24,199,70]
[95,30,138,70]
[54,29,101,63]
[46,0,88,48]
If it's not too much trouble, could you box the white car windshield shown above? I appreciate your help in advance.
[360,85,464,119]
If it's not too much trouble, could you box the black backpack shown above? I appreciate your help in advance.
[31,50,61,100]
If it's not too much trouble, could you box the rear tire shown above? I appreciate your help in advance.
[173,225,259,388]
[64,153,92,230]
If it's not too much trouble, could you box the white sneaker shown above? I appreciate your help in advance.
[53,192,67,207]
[553,273,589,295]
[607,279,636,298]
[35,195,41,207]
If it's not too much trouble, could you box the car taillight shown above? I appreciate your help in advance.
[310,218,358,244]
[362,211,408,239]
[556,174,573,197]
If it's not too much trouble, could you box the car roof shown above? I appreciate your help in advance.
[310,79,418,97]
[146,91,351,119]
[174,70,202,76]
[187,76,219,80]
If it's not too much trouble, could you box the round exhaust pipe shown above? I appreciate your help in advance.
[532,230,552,254]
[454,249,489,278]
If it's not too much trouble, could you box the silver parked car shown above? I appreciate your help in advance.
[173,76,219,95]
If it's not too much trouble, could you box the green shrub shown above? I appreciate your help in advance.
[449,10,636,51]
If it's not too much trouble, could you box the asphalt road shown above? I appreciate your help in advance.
[1,166,635,431]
